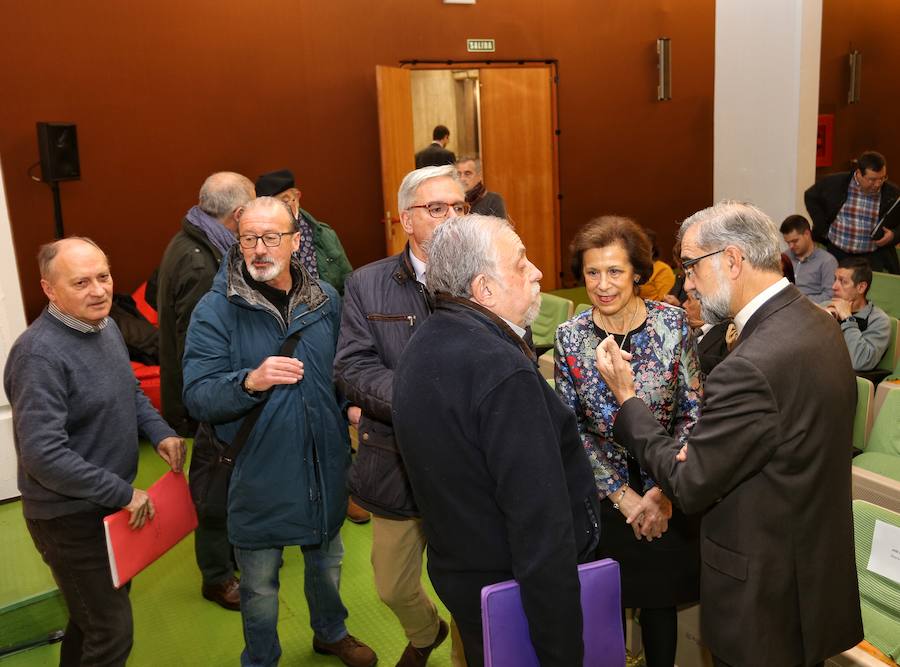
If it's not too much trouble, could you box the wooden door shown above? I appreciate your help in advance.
[375,65,415,256]
[480,67,560,289]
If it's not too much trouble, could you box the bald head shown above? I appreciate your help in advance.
[199,172,255,230]
[38,237,114,325]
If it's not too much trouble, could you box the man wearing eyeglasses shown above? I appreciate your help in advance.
[333,165,466,667]
[805,150,900,274]
[596,201,863,667]
[182,197,377,667]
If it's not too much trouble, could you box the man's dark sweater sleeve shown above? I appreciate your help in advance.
[478,368,583,667]
[10,353,134,509]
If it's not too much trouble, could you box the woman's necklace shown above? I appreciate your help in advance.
[593,296,640,352]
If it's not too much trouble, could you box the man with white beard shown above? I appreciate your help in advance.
[392,215,600,667]
[595,201,862,667]
[182,197,377,667]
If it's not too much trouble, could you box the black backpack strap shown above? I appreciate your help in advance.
[219,329,303,466]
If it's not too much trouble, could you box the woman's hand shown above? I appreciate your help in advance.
[612,486,646,540]
[625,487,672,541]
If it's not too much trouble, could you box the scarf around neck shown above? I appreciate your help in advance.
[185,205,237,257]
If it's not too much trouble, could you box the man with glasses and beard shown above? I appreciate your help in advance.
[182,197,376,667]
[595,201,863,667]
[392,215,600,667]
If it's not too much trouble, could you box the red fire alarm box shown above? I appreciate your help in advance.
[817,114,834,167]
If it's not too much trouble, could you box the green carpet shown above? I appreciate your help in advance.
[1,443,454,666]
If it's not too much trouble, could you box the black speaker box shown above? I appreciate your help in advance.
[37,122,81,182]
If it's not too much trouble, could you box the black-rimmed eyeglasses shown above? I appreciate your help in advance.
[407,201,471,219]
[238,232,295,249]
[681,248,726,278]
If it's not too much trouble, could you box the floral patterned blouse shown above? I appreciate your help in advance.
[554,301,703,499]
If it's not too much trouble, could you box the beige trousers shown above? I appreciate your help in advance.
[371,515,441,648]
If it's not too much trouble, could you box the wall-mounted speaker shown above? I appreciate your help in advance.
[36,122,81,182]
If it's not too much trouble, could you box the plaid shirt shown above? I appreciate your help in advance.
[828,177,879,253]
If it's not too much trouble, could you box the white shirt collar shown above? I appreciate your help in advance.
[408,251,427,285]
[732,277,790,335]
[501,317,527,339]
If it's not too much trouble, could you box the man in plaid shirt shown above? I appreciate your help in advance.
[805,151,900,274]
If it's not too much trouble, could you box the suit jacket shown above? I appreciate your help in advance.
[695,320,730,377]
[614,284,862,666]
[414,142,456,168]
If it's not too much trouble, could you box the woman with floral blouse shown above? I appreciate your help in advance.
[555,216,703,667]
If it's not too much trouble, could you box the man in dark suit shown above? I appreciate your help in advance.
[414,125,456,168]
[596,201,863,667]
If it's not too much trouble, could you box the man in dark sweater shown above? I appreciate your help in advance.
[392,215,599,667]
[157,170,254,611]
[4,237,184,667]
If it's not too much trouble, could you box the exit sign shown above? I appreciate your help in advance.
[467,39,495,52]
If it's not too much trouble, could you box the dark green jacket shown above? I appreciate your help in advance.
[301,208,353,295]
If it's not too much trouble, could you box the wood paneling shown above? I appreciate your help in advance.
[376,66,415,256]
[0,1,715,320]
[481,67,559,289]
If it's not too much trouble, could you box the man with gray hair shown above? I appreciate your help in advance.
[183,197,376,667]
[392,215,599,667]
[595,201,863,666]
[156,170,254,610]
[456,156,507,219]
[334,165,465,666]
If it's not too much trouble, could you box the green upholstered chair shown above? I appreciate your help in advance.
[854,388,900,483]
[531,293,574,351]
[869,272,900,320]
[854,376,875,452]
[575,303,592,315]
[848,500,900,662]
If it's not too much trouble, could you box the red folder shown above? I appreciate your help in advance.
[103,471,198,588]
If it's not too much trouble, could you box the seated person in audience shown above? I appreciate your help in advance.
[779,214,837,303]
[455,156,507,218]
[638,229,676,301]
[823,256,890,372]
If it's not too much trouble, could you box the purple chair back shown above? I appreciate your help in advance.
[481,558,625,667]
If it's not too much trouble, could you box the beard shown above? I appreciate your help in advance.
[522,283,542,327]
[247,256,283,283]
[696,260,732,325]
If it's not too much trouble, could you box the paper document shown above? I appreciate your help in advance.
[866,519,900,585]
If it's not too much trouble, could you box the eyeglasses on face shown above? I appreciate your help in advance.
[681,248,726,278]
[407,201,471,219]
[238,232,295,249]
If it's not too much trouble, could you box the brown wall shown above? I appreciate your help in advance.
[819,0,900,176]
[0,1,714,320]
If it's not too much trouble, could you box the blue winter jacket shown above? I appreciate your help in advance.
[182,248,349,549]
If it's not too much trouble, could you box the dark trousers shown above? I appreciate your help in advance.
[26,510,133,667]
[194,513,235,586]
[825,240,899,274]
[713,658,823,667]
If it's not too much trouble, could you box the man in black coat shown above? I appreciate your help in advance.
[597,202,863,666]
[156,171,254,610]
[393,215,599,667]
[415,125,456,168]
[804,150,900,274]
[456,156,507,219]
[333,165,465,666]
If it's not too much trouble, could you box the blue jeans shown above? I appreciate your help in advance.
[235,533,349,667]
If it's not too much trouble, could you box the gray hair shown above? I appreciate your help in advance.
[397,165,460,212]
[427,215,511,298]
[678,201,782,273]
[38,236,107,279]
[199,171,255,219]
[237,196,298,231]
[456,155,482,173]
